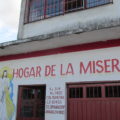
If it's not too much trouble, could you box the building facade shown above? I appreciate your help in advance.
[0,0,120,120]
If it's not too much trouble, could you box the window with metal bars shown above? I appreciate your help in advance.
[25,0,113,23]
[86,86,101,98]
[69,87,83,98]
[105,86,120,97]
[87,0,112,8]
[65,0,84,12]
[29,0,44,22]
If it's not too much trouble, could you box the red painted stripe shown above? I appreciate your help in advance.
[0,39,120,61]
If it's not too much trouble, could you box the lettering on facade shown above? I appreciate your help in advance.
[13,58,120,79]
[45,87,65,114]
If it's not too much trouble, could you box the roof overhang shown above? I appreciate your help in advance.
[0,25,120,56]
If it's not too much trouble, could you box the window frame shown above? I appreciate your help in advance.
[24,0,113,23]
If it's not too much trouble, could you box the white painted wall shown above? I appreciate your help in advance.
[17,0,120,40]
[1,46,120,120]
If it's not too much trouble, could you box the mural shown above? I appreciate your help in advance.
[0,67,14,120]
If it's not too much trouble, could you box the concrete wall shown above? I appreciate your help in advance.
[1,46,120,120]
[17,0,120,40]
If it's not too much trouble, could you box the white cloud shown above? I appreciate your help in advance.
[0,0,22,43]
[0,0,21,29]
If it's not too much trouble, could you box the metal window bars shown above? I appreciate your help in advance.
[24,0,113,23]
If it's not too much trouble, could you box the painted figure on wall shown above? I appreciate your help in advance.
[0,67,14,120]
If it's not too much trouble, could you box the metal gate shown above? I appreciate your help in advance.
[68,82,120,120]
[17,86,46,120]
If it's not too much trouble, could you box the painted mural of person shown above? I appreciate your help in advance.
[0,70,14,120]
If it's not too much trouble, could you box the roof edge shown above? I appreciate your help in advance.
[0,17,120,49]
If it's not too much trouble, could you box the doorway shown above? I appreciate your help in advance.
[67,82,120,120]
[17,85,46,120]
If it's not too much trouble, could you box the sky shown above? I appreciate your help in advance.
[0,0,21,43]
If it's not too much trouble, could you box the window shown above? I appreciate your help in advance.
[65,0,84,12]
[46,0,64,17]
[105,86,120,97]
[25,0,113,23]
[87,0,112,8]
[69,87,83,98]
[86,86,101,98]
[29,0,44,22]
[25,0,64,22]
